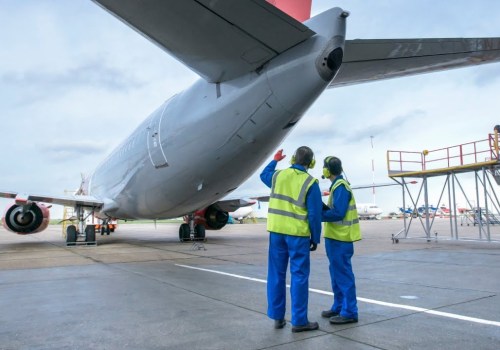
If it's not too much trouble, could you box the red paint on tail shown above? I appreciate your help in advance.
[267,0,312,22]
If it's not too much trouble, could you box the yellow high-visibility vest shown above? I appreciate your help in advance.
[267,168,317,236]
[324,179,362,242]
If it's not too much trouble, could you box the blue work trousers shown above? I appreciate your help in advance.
[325,238,358,319]
[267,232,310,326]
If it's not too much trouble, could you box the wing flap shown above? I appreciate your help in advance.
[330,38,500,87]
[0,190,103,208]
[93,0,314,82]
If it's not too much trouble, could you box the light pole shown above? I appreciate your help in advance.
[370,135,376,204]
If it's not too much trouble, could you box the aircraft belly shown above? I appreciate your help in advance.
[120,98,295,218]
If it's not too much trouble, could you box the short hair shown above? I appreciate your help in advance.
[494,125,500,133]
[325,156,343,176]
[294,146,314,167]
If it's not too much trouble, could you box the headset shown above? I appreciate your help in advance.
[290,148,316,169]
[322,156,342,179]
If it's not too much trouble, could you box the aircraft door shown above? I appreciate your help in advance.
[147,103,169,169]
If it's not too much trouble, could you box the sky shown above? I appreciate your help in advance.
[1,0,500,219]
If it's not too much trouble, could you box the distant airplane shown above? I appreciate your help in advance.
[438,205,450,216]
[438,204,469,216]
[356,203,383,220]
[417,205,439,217]
[399,207,414,215]
[2,0,500,244]
[399,205,440,217]
[229,206,256,224]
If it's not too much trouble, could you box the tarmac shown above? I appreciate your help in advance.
[0,219,499,349]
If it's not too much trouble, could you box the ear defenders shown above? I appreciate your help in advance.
[322,156,333,179]
[290,154,316,169]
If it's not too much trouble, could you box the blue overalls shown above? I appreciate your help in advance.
[260,160,322,326]
[322,176,358,319]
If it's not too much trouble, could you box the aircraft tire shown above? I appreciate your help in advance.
[85,225,96,244]
[66,225,77,246]
[179,223,190,242]
[195,224,206,241]
[103,225,111,235]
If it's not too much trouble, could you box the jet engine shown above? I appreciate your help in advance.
[191,204,229,230]
[2,202,50,234]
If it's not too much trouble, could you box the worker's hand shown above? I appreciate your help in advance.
[274,149,286,162]
[310,240,317,251]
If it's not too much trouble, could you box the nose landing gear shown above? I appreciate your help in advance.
[179,213,206,250]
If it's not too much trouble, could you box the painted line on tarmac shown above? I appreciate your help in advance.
[175,264,500,327]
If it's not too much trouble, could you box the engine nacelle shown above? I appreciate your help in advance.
[186,204,229,230]
[2,202,50,234]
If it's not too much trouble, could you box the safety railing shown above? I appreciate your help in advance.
[387,133,499,175]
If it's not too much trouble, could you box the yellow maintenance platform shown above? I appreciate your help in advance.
[386,129,500,242]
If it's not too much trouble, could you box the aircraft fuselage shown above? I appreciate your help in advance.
[89,8,346,220]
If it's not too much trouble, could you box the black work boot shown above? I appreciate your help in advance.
[291,321,319,333]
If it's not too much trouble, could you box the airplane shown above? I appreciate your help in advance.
[399,205,440,218]
[2,0,500,245]
[399,207,414,215]
[417,205,439,217]
[356,203,384,220]
[438,205,451,216]
[229,206,257,224]
[438,204,469,216]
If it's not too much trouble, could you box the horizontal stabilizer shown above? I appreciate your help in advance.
[330,38,500,87]
[93,0,315,82]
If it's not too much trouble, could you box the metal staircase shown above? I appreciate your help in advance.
[489,165,500,186]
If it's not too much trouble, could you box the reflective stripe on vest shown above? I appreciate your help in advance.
[324,179,362,242]
[267,168,317,236]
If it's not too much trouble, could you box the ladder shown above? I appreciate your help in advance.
[489,165,500,186]
[61,206,76,238]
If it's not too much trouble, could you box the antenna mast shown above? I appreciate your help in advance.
[370,135,376,204]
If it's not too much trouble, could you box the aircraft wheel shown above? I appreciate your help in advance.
[66,225,77,246]
[85,225,96,244]
[179,223,190,242]
[102,224,111,235]
[195,224,206,241]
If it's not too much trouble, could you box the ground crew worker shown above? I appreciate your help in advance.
[260,146,322,333]
[320,156,361,324]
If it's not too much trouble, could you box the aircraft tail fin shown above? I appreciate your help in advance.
[267,0,312,22]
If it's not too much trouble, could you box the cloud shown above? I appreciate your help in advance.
[1,61,143,93]
[344,110,425,142]
[40,140,110,162]
[473,64,500,87]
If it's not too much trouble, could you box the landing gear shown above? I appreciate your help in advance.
[85,225,96,245]
[66,225,77,246]
[178,223,206,242]
[179,214,206,250]
[65,207,98,246]
[179,223,190,241]
[100,224,110,235]
[195,224,205,240]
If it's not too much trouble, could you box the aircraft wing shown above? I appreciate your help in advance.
[93,0,315,83]
[213,198,256,213]
[330,38,500,87]
[0,190,103,209]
